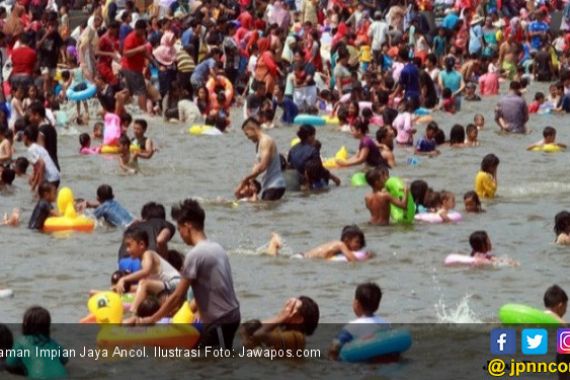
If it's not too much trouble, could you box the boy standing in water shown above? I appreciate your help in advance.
[364,166,409,225]
[328,283,389,360]
[28,182,58,230]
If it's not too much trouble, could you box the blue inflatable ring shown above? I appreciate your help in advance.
[67,82,97,102]
[293,114,326,126]
[340,329,412,363]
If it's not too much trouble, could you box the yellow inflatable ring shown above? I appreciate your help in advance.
[44,187,95,233]
[323,146,349,169]
[100,145,141,154]
[323,115,340,125]
[531,144,563,153]
[188,125,222,136]
[96,324,200,349]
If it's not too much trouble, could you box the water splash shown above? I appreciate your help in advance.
[501,182,570,198]
[435,295,483,323]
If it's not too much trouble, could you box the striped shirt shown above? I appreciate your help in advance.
[176,50,195,73]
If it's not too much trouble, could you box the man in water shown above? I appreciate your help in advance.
[495,81,528,134]
[237,117,286,201]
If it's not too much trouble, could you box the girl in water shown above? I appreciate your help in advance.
[469,231,518,266]
[474,153,499,199]
[264,225,371,262]
[437,191,458,223]
[463,191,484,213]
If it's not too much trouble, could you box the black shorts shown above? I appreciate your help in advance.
[198,321,240,349]
[121,69,147,97]
[261,187,285,201]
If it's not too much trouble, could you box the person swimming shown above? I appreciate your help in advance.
[264,225,371,262]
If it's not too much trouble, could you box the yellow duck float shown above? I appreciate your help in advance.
[43,187,95,233]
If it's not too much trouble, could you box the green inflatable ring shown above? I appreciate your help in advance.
[351,172,367,187]
[384,177,415,224]
[498,304,561,325]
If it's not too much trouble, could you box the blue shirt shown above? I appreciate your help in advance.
[181,28,194,48]
[94,199,134,227]
[399,63,420,100]
[287,143,319,174]
[433,36,446,57]
[416,136,437,152]
[441,13,459,30]
[191,58,216,85]
[529,21,549,50]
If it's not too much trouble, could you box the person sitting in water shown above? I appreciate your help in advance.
[239,296,320,350]
[6,306,68,379]
[527,126,567,151]
[131,119,156,159]
[554,211,570,245]
[114,228,181,314]
[264,225,371,262]
[80,184,134,228]
[287,124,320,184]
[474,153,499,199]
[328,282,389,360]
[436,191,457,223]
[336,118,386,168]
[118,135,138,174]
[464,124,480,147]
[544,285,568,323]
[415,122,441,157]
[463,191,484,213]
[365,166,410,226]
[28,182,59,230]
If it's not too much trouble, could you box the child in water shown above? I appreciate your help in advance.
[234,179,261,202]
[474,154,499,199]
[6,306,68,379]
[554,211,570,245]
[365,166,410,225]
[93,122,103,140]
[79,133,100,155]
[469,230,494,264]
[474,114,485,130]
[527,126,566,151]
[28,182,58,230]
[328,282,388,360]
[543,285,567,323]
[114,228,181,314]
[463,191,484,213]
[415,122,441,157]
[240,296,320,350]
[464,124,480,147]
[265,225,371,262]
[118,135,138,174]
[303,158,341,191]
[437,191,457,223]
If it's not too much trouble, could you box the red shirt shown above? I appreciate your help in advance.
[121,31,146,73]
[98,33,119,66]
[11,45,36,75]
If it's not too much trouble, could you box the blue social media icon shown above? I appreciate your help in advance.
[522,329,548,355]
[491,329,516,355]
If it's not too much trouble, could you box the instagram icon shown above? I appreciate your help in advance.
[557,329,570,354]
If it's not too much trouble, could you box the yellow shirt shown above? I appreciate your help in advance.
[475,171,496,199]
[360,46,372,63]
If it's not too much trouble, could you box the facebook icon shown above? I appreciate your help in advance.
[491,329,516,355]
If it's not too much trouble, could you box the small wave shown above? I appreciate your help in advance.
[501,182,570,197]
[435,295,482,323]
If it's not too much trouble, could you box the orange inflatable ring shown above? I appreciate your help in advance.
[206,75,234,111]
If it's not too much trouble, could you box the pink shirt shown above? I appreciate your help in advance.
[478,72,499,96]
[394,112,413,145]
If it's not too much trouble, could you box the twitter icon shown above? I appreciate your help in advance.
[522,329,548,355]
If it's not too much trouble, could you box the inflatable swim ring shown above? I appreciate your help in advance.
[96,323,200,349]
[323,115,339,125]
[87,291,123,324]
[351,172,367,187]
[172,301,195,324]
[414,107,431,116]
[66,82,97,102]
[293,114,326,126]
[206,75,234,110]
[340,329,412,363]
[188,125,223,136]
[531,144,564,153]
[100,145,140,154]
[323,146,349,169]
[385,177,415,224]
[103,113,121,146]
[498,304,561,325]
[444,254,477,266]
[415,211,462,223]
[43,187,95,233]
[329,250,369,262]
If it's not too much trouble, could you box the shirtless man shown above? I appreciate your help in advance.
[364,166,409,225]
[375,126,396,168]
[237,117,286,201]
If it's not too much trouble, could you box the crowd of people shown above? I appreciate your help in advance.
[2,0,570,376]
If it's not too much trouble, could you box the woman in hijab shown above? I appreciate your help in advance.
[254,37,281,95]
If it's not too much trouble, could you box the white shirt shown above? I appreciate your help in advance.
[369,20,389,51]
[27,143,60,182]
